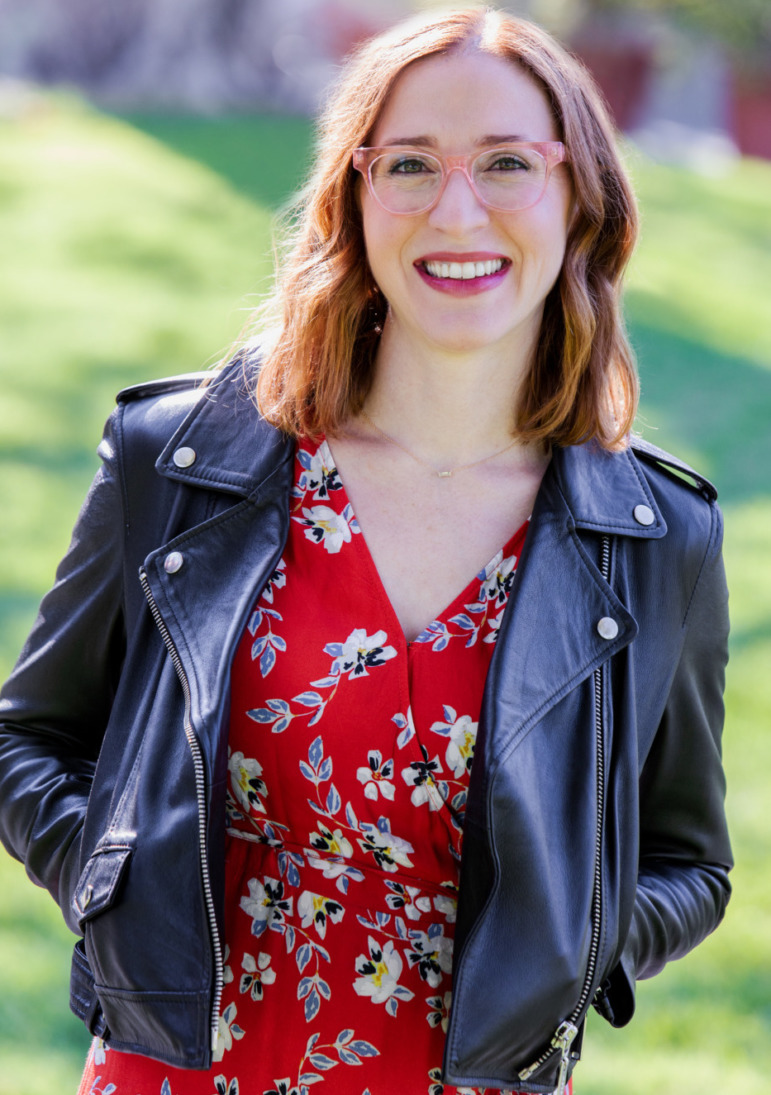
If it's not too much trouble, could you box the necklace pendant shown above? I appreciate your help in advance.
[437,470,453,478]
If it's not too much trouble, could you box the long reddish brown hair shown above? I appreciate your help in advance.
[251,8,639,449]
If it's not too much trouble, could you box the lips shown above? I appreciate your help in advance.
[415,252,510,295]
[422,258,506,280]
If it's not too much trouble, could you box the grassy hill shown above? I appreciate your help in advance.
[0,96,769,1094]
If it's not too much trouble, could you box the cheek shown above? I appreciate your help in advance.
[362,209,408,289]
[526,203,570,272]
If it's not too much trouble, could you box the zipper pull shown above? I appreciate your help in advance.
[552,1020,579,1095]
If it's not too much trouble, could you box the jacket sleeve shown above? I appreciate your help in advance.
[0,409,127,935]
[600,498,733,1026]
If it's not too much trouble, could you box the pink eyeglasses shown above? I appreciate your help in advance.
[352,142,568,215]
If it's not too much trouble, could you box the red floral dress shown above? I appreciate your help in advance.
[78,438,549,1095]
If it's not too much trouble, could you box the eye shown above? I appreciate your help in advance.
[387,154,436,175]
[487,153,531,172]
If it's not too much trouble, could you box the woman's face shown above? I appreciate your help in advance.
[360,50,573,359]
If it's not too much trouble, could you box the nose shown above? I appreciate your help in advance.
[427,166,490,233]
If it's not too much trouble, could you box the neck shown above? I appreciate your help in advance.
[360,316,537,466]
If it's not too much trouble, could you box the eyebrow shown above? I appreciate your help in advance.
[379,133,531,148]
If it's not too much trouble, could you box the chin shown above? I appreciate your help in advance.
[426,323,511,355]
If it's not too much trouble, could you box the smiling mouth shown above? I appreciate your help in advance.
[420,258,508,280]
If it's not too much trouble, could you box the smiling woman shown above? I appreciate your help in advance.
[0,8,732,1095]
[355,51,573,383]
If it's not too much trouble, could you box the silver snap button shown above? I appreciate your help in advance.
[173,446,196,468]
[164,551,184,574]
[633,504,655,526]
[597,616,619,641]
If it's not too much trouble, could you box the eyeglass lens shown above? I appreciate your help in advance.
[369,147,549,213]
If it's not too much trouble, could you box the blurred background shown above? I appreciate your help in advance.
[0,1,769,1093]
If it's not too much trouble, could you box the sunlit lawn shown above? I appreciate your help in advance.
[0,97,769,1094]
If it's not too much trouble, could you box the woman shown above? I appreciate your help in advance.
[0,9,731,1095]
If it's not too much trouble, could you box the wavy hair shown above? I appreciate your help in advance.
[251,7,639,449]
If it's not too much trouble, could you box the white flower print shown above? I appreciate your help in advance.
[356,749,396,800]
[222,944,234,985]
[249,631,397,735]
[305,850,365,892]
[262,1080,298,1095]
[384,881,432,921]
[92,1039,109,1066]
[433,892,458,923]
[213,1002,245,1061]
[308,822,354,859]
[240,951,276,1001]
[353,937,415,1014]
[213,1076,240,1095]
[228,751,268,814]
[430,708,478,778]
[405,925,454,988]
[294,503,359,554]
[401,745,447,811]
[297,890,345,939]
[325,628,397,679]
[358,817,415,872]
[478,551,517,606]
[428,1066,445,1095]
[426,990,453,1032]
[239,877,293,937]
[258,557,287,604]
[297,443,342,499]
[484,606,506,644]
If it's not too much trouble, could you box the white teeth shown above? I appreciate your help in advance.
[423,258,505,280]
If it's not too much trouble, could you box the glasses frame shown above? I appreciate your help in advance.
[352,141,569,216]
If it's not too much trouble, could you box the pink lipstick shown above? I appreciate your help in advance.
[415,252,510,296]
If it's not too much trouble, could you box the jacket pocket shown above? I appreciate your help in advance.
[73,844,134,929]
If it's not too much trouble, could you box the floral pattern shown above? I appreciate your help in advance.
[78,438,535,1095]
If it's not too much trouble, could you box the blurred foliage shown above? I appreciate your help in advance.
[585,0,771,70]
[0,95,770,1093]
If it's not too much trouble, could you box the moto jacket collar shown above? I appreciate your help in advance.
[154,367,668,541]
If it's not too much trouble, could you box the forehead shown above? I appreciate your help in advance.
[372,50,559,147]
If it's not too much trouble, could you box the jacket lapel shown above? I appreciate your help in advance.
[153,363,295,499]
[481,442,665,762]
[139,368,295,733]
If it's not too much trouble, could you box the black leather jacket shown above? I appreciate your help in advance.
[0,364,732,1092]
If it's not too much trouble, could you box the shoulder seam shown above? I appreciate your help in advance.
[630,437,717,503]
[116,372,210,405]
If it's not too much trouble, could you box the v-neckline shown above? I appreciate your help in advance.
[315,439,528,647]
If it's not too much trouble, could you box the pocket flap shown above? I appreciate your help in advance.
[73,845,133,927]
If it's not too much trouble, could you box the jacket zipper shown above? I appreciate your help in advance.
[517,535,611,1094]
[139,568,224,1057]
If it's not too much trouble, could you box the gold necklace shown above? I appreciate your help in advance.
[361,409,518,479]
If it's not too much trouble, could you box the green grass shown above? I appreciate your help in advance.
[0,98,769,1094]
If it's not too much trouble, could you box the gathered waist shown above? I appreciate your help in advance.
[225,823,459,917]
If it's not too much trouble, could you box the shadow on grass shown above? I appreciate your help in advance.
[120,114,314,210]
[630,318,771,507]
